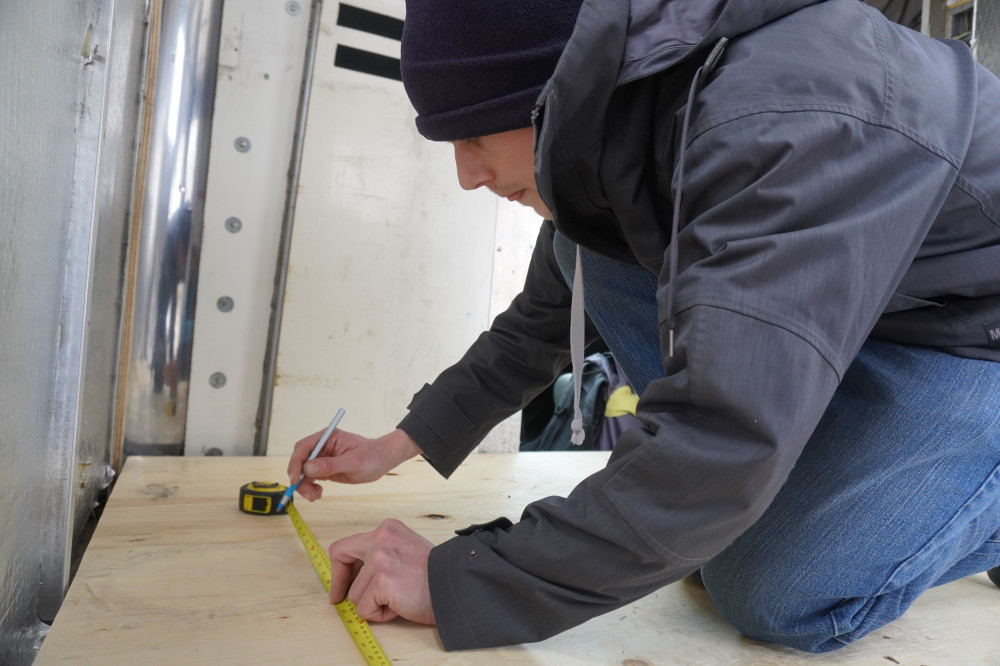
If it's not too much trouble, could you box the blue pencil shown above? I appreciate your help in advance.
[277,407,345,512]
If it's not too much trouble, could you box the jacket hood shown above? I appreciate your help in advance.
[534,0,825,251]
[620,0,824,83]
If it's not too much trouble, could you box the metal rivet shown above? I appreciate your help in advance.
[285,1,301,16]
[225,217,242,233]
[217,296,234,312]
[205,448,223,456]
[209,372,227,388]
[469,550,477,558]
[234,136,251,152]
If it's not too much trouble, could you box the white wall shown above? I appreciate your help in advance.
[265,0,541,455]
[186,0,541,457]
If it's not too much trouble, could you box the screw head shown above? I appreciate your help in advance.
[217,296,234,312]
[209,372,227,388]
[205,447,224,456]
[225,217,242,233]
[285,1,301,15]
[234,136,251,152]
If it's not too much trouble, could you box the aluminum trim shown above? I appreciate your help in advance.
[255,0,324,455]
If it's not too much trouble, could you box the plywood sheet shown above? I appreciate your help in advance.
[39,454,1000,664]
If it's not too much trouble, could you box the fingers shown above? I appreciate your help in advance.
[328,533,365,603]
[343,560,400,623]
[300,454,345,481]
[286,429,355,499]
[326,519,435,626]
[287,428,403,496]
[296,477,323,502]
[353,579,400,623]
[304,445,382,485]
[286,428,327,484]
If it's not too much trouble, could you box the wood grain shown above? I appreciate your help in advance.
[39,454,1000,664]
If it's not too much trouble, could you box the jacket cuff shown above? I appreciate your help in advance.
[428,520,514,651]
[428,519,554,651]
[397,383,476,478]
[428,536,482,650]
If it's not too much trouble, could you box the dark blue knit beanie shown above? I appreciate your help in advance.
[401,0,584,142]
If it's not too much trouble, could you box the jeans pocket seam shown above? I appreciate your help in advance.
[877,462,1000,594]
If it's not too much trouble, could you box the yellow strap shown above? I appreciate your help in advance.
[605,385,639,417]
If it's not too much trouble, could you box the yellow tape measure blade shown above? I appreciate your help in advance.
[287,502,333,592]
[286,503,391,665]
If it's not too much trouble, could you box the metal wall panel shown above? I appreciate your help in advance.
[76,0,147,561]
[184,0,311,456]
[0,0,145,661]
[120,0,224,457]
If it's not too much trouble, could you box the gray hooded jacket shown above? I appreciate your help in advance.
[398,0,1000,650]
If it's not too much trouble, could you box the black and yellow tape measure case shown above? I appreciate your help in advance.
[239,481,290,515]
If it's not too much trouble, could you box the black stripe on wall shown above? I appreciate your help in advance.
[334,44,402,81]
[337,4,404,41]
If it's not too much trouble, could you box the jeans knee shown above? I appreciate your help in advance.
[700,562,849,653]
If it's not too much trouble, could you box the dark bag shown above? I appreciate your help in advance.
[520,352,618,451]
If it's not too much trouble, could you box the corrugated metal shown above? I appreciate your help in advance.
[0,0,146,662]
[75,0,147,575]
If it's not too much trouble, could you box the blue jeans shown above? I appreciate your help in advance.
[554,232,1000,652]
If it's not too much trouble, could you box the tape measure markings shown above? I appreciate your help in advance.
[239,481,390,665]
[287,501,391,665]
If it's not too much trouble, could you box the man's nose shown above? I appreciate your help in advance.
[453,143,492,191]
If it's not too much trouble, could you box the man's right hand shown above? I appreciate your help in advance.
[286,428,422,500]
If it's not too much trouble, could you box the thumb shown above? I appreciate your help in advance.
[303,456,342,479]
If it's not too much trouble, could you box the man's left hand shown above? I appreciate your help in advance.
[328,518,436,625]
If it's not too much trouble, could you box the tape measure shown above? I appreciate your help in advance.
[238,481,288,515]
[239,482,391,665]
